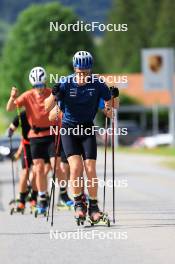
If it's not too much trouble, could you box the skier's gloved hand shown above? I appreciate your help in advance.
[103,108,112,118]
[8,128,14,138]
[110,87,119,98]
[52,83,60,96]
[109,87,120,109]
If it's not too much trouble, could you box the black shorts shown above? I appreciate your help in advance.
[61,123,97,160]
[21,144,33,169]
[30,136,60,160]
[60,142,68,163]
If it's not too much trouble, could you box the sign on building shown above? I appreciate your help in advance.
[142,48,174,90]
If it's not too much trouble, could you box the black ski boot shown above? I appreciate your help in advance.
[10,192,27,215]
[57,189,73,210]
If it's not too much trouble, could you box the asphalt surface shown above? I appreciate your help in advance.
[0,149,175,264]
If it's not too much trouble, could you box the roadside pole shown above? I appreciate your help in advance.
[168,49,175,146]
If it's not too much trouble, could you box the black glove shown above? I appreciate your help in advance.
[52,83,63,101]
[110,87,119,98]
[8,128,14,138]
[52,83,61,96]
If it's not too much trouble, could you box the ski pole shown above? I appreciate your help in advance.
[16,105,33,197]
[47,108,62,226]
[103,115,108,213]
[47,117,57,222]
[9,136,16,204]
[15,159,19,181]
[51,132,59,226]
[47,133,58,223]
[110,87,119,224]
[16,106,29,171]
[47,181,53,221]
[51,112,62,226]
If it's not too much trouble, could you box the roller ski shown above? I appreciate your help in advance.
[9,192,27,215]
[9,198,19,206]
[57,191,74,211]
[88,200,110,227]
[34,195,48,218]
[34,206,47,218]
[9,201,25,215]
[74,199,87,226]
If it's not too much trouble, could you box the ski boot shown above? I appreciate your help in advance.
[10,201,25,215]
[25,184,32,202]
[34,196,48,218]
[88,200,110,227]
[57,191,74,211]
[74,199,87,226]
[81,193,89,205]
[29,191,38,214]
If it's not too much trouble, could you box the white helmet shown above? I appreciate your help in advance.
[73,51,93,69]
[29,66,47,87]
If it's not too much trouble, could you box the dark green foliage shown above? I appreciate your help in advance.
[0,2,95,103]
[152,0,175,47]
[0,0,112,24]
[102,0,175,73]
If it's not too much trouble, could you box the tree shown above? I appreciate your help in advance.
[102,0,162,73]
[0,20,10,57]
[0,2,95,103]
[0,0,112,25]
[152,0,175,47]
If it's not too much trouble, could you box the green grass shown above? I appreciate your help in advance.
[117,146,175,170]
[117,146,175,157]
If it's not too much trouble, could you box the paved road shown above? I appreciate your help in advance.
[0,149,175,264]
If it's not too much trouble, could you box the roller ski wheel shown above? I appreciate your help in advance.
[10,207,15,215]
[76,217,86,226]
[74,201,87,226]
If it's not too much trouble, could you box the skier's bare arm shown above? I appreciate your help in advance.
[6,87,19,111]
[49,105,61,121]
[44,93,56,112]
